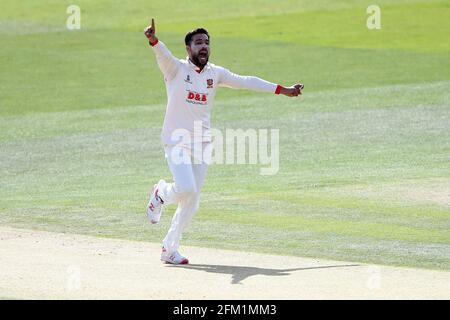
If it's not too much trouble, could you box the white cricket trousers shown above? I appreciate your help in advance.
[158,144,209,253]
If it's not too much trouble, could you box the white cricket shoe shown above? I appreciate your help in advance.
[146,179,165,224]
[160,247,189,265]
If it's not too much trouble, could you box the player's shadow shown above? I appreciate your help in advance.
[166,263,360,284]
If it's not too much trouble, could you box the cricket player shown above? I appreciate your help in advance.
[144,18,304,264]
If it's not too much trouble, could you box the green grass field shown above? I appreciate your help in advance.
[1,0,449,270]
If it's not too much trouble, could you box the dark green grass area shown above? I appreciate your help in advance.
[1,0,449,270]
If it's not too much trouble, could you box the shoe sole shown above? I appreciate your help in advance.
[147,184,162,224]
[161,257,189,265]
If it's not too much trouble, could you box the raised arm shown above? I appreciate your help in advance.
[217,66,304,97]
[144,18,180,81]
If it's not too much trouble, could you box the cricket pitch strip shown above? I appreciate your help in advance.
[0,227,448,299]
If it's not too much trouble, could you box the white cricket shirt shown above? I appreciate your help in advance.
[151,40,281,145]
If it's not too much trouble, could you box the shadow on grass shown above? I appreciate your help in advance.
[166,263,360,284]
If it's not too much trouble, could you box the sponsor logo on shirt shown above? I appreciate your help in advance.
[186,90,208,105]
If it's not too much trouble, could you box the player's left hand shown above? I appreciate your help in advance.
[280,83,304,97]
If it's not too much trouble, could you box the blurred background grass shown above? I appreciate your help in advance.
[0,0,449,269]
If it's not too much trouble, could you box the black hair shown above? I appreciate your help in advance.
[184,28,209,46]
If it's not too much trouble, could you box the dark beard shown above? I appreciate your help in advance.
[191,54,208,68]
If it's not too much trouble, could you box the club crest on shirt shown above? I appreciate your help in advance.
[184,74,192,83]
[206,78,214,88]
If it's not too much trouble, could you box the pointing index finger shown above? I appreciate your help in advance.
[151,18,155,29]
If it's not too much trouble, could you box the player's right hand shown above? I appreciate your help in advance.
[144,18,158,45]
